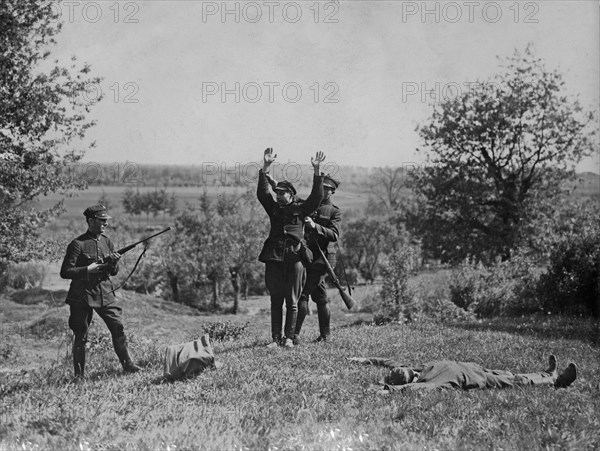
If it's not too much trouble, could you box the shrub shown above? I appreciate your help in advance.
[122,253,165,294]
[198,321,250,341]
[373,247,421,324]
[448,254,541,317]
[410,270,476,322]
[0,261,47,291]
[537,230,600,317]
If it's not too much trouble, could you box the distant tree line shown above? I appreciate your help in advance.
[61,161,379,190]
[121,188,178,222]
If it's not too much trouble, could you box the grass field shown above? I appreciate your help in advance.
[1,284,599,450]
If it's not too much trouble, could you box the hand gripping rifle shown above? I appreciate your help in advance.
[313,243,356,310]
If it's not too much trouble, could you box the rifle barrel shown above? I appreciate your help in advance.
[116,227,172,255]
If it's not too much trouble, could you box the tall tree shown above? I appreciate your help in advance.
[409,45,596,263]
[366,167,407,213]
[1,1,101,266]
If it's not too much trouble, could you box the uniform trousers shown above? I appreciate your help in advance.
[265,260,305,340]
[295,265,330,339]
[68,303,128,360]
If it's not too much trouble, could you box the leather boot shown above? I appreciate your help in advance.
[113,335,142,373]
[294,295,309,343]
[555,363,577,388]
[284,308,298,340]
[317,302,331,340]
[271,308,283,342]
[72,340,86,381]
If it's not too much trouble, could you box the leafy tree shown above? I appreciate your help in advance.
[161,191,267,311]
[341,216,404,283]
[221,189,267,313]
[122,187,142,224]
[168,192,178,217]
[1,1,101,268]
[98,189,112,211]
[409,46,596,263]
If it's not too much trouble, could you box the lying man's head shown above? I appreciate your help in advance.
[384,367,418,385]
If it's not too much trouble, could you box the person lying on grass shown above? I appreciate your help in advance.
[349,355,577,393]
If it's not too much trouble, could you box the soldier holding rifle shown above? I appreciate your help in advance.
[60,204,142,382]
[293,174,342,344]
[257,148,325,348]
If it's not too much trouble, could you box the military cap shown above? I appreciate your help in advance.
[384,367,415,385]
[274,180,297,195]
[84,204,112,219]
[323,174,340,190]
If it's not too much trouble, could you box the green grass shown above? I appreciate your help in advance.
[1,288,599,450]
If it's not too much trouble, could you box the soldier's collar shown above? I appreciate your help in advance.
[85,230,101,240]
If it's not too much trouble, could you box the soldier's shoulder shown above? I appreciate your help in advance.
[324,202,341,213]
[72,232,89,242]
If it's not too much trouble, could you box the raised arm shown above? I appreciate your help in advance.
[301,152,326,215]
[257,148,277,212]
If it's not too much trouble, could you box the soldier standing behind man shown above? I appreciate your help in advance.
[257,148,325,348]
[60,205,142,382]
[293,175,341,344]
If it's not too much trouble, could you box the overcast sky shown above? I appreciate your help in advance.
[51,0,599,173]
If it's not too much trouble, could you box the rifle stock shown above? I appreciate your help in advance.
[314,244,356,310]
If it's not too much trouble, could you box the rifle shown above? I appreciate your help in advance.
[313,243,356,310]
[99,226,172,269]
[116,226,172,255]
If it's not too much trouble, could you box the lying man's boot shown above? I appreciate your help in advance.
[555,363,577,388]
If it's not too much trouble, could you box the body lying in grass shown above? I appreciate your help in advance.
[349,355,577,393]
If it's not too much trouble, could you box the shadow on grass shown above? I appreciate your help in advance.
[338,318,375,329]
[9,288,68,306]
[448,315,600,345]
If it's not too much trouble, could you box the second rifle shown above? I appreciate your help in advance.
[313,243,356,310]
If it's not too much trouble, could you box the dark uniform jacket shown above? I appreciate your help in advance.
[257,170,323,263]
[305,198,341,268]
[60,231,119,308]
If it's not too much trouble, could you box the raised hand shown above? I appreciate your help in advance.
[263,147,277,170]
[311,151,326,173]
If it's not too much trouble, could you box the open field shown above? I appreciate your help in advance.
[1,284,599,450]
[37,184,371,231]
